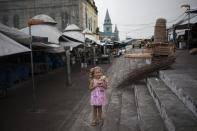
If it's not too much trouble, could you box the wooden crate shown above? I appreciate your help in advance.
[148,43,175,57]
[124,53,152,59]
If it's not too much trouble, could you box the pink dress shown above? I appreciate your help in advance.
[90,79,107,106]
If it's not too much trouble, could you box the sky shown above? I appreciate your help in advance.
[94,0,197,40]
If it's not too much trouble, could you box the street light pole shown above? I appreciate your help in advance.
[28,23,37,112]
[27,19,45,112]
[181,4,191,50]
[187,6,191,49]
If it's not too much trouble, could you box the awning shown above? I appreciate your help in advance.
[0,32,30,57]
[46,47,65,53]
[63,31,85,43]
[60,36,83,50]
[60,41,82,51]
[85,34,98,43]
[0,23,31,45]
[28,42,64,53]
[174,23,194,30]
[32,42,60,48]
[82,28,98,43]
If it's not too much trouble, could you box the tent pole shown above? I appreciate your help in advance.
[29,25,37,112]
[64,46,71,86]
[83,33,87,68]
[93,46,96,65]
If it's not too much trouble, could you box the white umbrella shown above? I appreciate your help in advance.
[85,34,98,43]
[20,24,62,44]
[63,31,85,43]
[64,24,81,31]
[0,32,30,57]
[63,24,85,43]
[82,28,99,44]
[32,14,57,24]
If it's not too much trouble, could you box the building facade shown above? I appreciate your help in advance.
[99,10,119,41]
[0,0,98,33]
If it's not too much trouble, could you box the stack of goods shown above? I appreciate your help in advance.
[154,18,167,43]
[124,53,152,59]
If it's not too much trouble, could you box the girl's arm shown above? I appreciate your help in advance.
[103,80,107,89]
[89,80,94,91]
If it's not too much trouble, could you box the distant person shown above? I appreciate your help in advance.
[89,66,108,126]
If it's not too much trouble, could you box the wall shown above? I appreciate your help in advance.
[0,0,81,31]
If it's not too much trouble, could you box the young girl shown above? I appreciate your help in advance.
[89,66,107,126]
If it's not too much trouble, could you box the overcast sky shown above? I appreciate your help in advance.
[94,0,197,40]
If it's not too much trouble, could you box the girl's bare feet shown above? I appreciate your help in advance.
[91,120,97,126]
[98,118,103,126]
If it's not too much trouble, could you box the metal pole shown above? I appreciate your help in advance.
[29,26,37,111]
[83,34,87,68]
[93,46,96,65]
[64,47,71,86]
[187,7,190,50]
[104,45,106,55]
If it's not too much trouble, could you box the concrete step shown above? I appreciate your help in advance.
[67,96,96,131]
[134,83,167,131]
[160,70,197,117]
[147,77,197,131]
[58,93,89,131]
[102,88,122,131]
[119,86,140,131]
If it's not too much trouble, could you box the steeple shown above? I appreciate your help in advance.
[104,9,111,25]
[103,9,112,33]
[114,24,119,41]
[114,24,118,32]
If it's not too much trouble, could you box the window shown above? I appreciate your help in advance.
[106,27,110,32]
[13,15,19,28]
[65,12,68,26]
[3,15,8,26]
[61,12,65,29]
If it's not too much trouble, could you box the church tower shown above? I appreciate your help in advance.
[103,9,112,33]
[114,24,119,41]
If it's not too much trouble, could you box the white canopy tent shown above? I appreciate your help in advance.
[20,24,62,44]
[63,24,85,43]
[20,14,65,53]
[0,32,30,57]
[63,31,85,43]
[64,24,81,31]
[60,36,83,51]
[0,23,31,45]
[82,28,100,44]
[60,24,84,50]
[32,14,57,24]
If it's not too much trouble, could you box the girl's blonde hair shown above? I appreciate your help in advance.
[89,66,103,80]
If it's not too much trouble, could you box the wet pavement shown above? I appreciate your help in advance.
[0,65,89,131]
